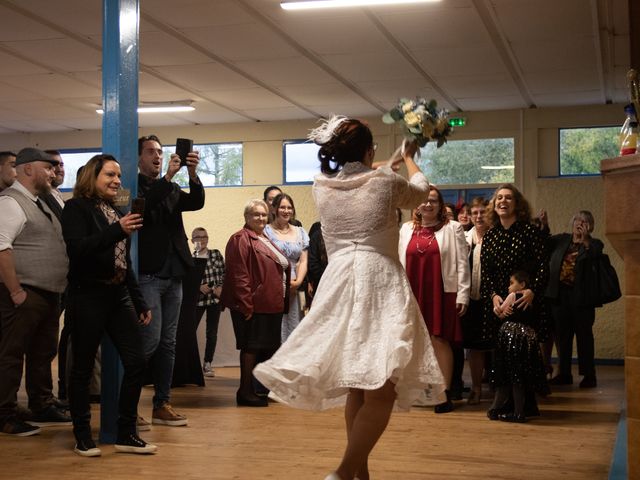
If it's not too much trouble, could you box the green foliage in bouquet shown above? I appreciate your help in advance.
[382,98,452,148]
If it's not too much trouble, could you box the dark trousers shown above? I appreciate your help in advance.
[0,284,60,420]
[195,303,221,363]
[67,283,145,440]
[551,285,596,378]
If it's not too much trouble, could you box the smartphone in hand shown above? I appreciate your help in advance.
[131,197,145,216]
[175,138,193,167]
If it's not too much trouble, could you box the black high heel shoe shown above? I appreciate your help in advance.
[236,391,268,407]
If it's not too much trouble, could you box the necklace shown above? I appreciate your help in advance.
[273,223,291,234]
[415,227,436,254]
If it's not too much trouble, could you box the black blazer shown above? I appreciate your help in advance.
[545,232,604,306]
[61,197,148,314]
[137,174,205,275]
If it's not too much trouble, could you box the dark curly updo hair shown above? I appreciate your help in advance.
[309,116,373,175]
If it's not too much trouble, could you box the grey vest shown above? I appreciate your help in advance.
[0,187,68,293]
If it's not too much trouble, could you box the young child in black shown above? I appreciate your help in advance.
[487,270,547,423]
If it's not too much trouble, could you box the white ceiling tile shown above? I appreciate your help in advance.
[234,57,337,87]
[526,68,601,94]
[2,39,100,72]
[458,96,527,111]
[0,74,99,99]
[4,0,103,36]
[321,52,422,82]
[199,87,294,110]
[0,50,50,76]
[183,23,300,61]
[511,38,597,73]
[0,99,90,119]
[534,90,610,108]
[354,80,440,106]
[142,0,256,28]
[140,31,214,66]
[0,80,47,102]
[139,71,196,96]
[436,74,521,98]
[151,63,257,92]
[0,5,62,41]
[411,46,506,77]
[280,83,367,106]
[1,119,74,132]
[241,106,316,122]
[311,103,381,118]
[275,15,394,56]
[492,0,593,42]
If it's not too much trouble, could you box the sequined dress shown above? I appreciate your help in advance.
[480,220,548,391]
[253,162,445,411]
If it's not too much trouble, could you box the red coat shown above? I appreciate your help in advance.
[220,226,290,317]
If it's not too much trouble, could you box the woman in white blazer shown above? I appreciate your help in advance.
[399,185,470,413]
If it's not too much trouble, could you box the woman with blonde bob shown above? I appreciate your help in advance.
[399,185,470,413]
[255,116,444,480]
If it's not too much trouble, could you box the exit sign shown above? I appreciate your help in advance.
[449,117,466,127]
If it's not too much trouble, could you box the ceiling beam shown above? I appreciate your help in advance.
[363,9,461,111]
[0,0,260,122]
[471,0,536,108]
[141,12,322,119]
[236,0,387,114]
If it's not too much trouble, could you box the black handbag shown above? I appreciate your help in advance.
[594,254,622,305]
[574,254,622,308]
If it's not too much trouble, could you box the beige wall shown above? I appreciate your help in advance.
[2,103,626,359]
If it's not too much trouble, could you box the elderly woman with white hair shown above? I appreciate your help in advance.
[220,199,290,407]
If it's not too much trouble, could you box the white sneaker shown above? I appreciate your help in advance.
[203,362,215,377]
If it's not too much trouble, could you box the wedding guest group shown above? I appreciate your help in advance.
[0,129,619,476]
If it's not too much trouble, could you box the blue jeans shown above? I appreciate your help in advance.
[138,275,183,409]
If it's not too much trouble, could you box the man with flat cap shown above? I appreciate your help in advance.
[0,147,71,436]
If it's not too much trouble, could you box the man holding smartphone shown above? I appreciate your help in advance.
[136,135,205,428]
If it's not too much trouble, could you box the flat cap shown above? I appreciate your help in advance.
[16,147,59,166]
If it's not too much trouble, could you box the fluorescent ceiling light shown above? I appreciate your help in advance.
[96,102,195,114]
[480,165,515,170]
[281,0,440,10]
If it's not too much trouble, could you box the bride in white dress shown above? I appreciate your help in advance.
[253,116,444,480]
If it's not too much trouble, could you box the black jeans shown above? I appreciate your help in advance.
[67,283,145,440]
[0,284,60,420]
[551,284,596,378]
[195,303,221,363]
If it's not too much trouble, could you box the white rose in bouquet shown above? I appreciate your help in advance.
[404,111,421,127]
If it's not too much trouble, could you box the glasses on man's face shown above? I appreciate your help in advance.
[192,236,208,241]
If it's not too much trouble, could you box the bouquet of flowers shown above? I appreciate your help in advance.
[382,97,452,148]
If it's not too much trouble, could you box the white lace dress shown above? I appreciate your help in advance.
[253,162,445,411]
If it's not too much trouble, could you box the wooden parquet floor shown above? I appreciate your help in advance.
[0,365,624,480]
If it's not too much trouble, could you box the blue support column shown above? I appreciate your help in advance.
[100,0,139,444]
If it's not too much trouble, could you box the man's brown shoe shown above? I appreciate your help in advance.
[151,403,187,426]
